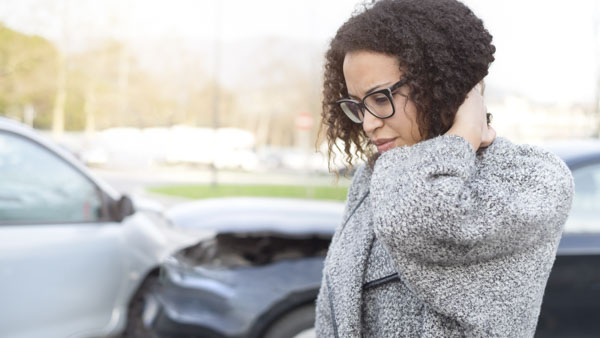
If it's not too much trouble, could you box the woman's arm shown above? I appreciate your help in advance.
[368,126,574,335]
[371,134,573,265]
[370,86,574,265]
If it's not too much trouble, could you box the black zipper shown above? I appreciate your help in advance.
[362,272,400,291]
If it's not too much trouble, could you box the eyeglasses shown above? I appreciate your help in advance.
[336,80,408,124]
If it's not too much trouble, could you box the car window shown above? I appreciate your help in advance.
[0,131,103,224]
[564,162,600,233]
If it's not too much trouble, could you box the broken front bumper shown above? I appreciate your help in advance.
[145,256,324,338]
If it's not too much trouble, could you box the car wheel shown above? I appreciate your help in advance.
[263,304,316,338]
[121,274,159,338]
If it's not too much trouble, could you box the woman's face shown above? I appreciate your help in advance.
[342,50,422,153]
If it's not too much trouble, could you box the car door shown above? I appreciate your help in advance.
[0,130,126,338]
[536,161,600,338]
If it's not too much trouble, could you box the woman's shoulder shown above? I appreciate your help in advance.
[479,136,573,186]
[482,137,565,164]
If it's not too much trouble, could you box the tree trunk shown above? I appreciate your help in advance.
[52,52,66,139]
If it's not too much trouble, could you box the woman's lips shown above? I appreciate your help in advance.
[374,138,397,153]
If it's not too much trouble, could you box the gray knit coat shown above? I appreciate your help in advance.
[315,135,574,337]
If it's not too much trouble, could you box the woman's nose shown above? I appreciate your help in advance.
[362,110,384,134]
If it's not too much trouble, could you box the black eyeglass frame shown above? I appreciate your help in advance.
[336,79,408,124]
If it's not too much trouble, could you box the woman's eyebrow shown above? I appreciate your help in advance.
[347,81,393,99]
[365,82,391,95]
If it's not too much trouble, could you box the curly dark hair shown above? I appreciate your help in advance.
[320,0,495,171]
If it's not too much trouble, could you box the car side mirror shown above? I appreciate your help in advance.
[111,195,135,222]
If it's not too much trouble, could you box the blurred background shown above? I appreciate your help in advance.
[2,1,600,338]
[1,0,599,200]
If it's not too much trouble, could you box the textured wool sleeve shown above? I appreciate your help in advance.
[370,134,574,265]
[369,135,574,335]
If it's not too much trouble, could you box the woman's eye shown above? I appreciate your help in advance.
[372,96,388,105]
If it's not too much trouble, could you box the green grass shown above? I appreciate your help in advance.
[147,184,349,201]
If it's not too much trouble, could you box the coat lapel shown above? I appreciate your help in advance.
[325,193,375,337]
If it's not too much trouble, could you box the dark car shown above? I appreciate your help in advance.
[535,140,600,338]
[145,140,600,338]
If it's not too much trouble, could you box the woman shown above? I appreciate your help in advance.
[315,0,574,337]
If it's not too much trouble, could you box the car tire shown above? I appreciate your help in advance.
[121,274,159,338]
[263,304,316,338]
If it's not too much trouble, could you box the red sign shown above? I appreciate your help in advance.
[295,112,313,130]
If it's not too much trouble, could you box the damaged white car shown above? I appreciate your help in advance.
[0,117,210,338]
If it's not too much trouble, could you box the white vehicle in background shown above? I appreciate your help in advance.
[0,117,209,338]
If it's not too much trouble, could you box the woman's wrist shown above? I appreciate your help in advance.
[445,125,480,152]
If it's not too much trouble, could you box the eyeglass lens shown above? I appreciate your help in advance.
[364,92,394,117]
[339,92,394,123]
[340,101,364,123]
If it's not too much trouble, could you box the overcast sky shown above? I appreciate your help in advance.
[0,0,597,105]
